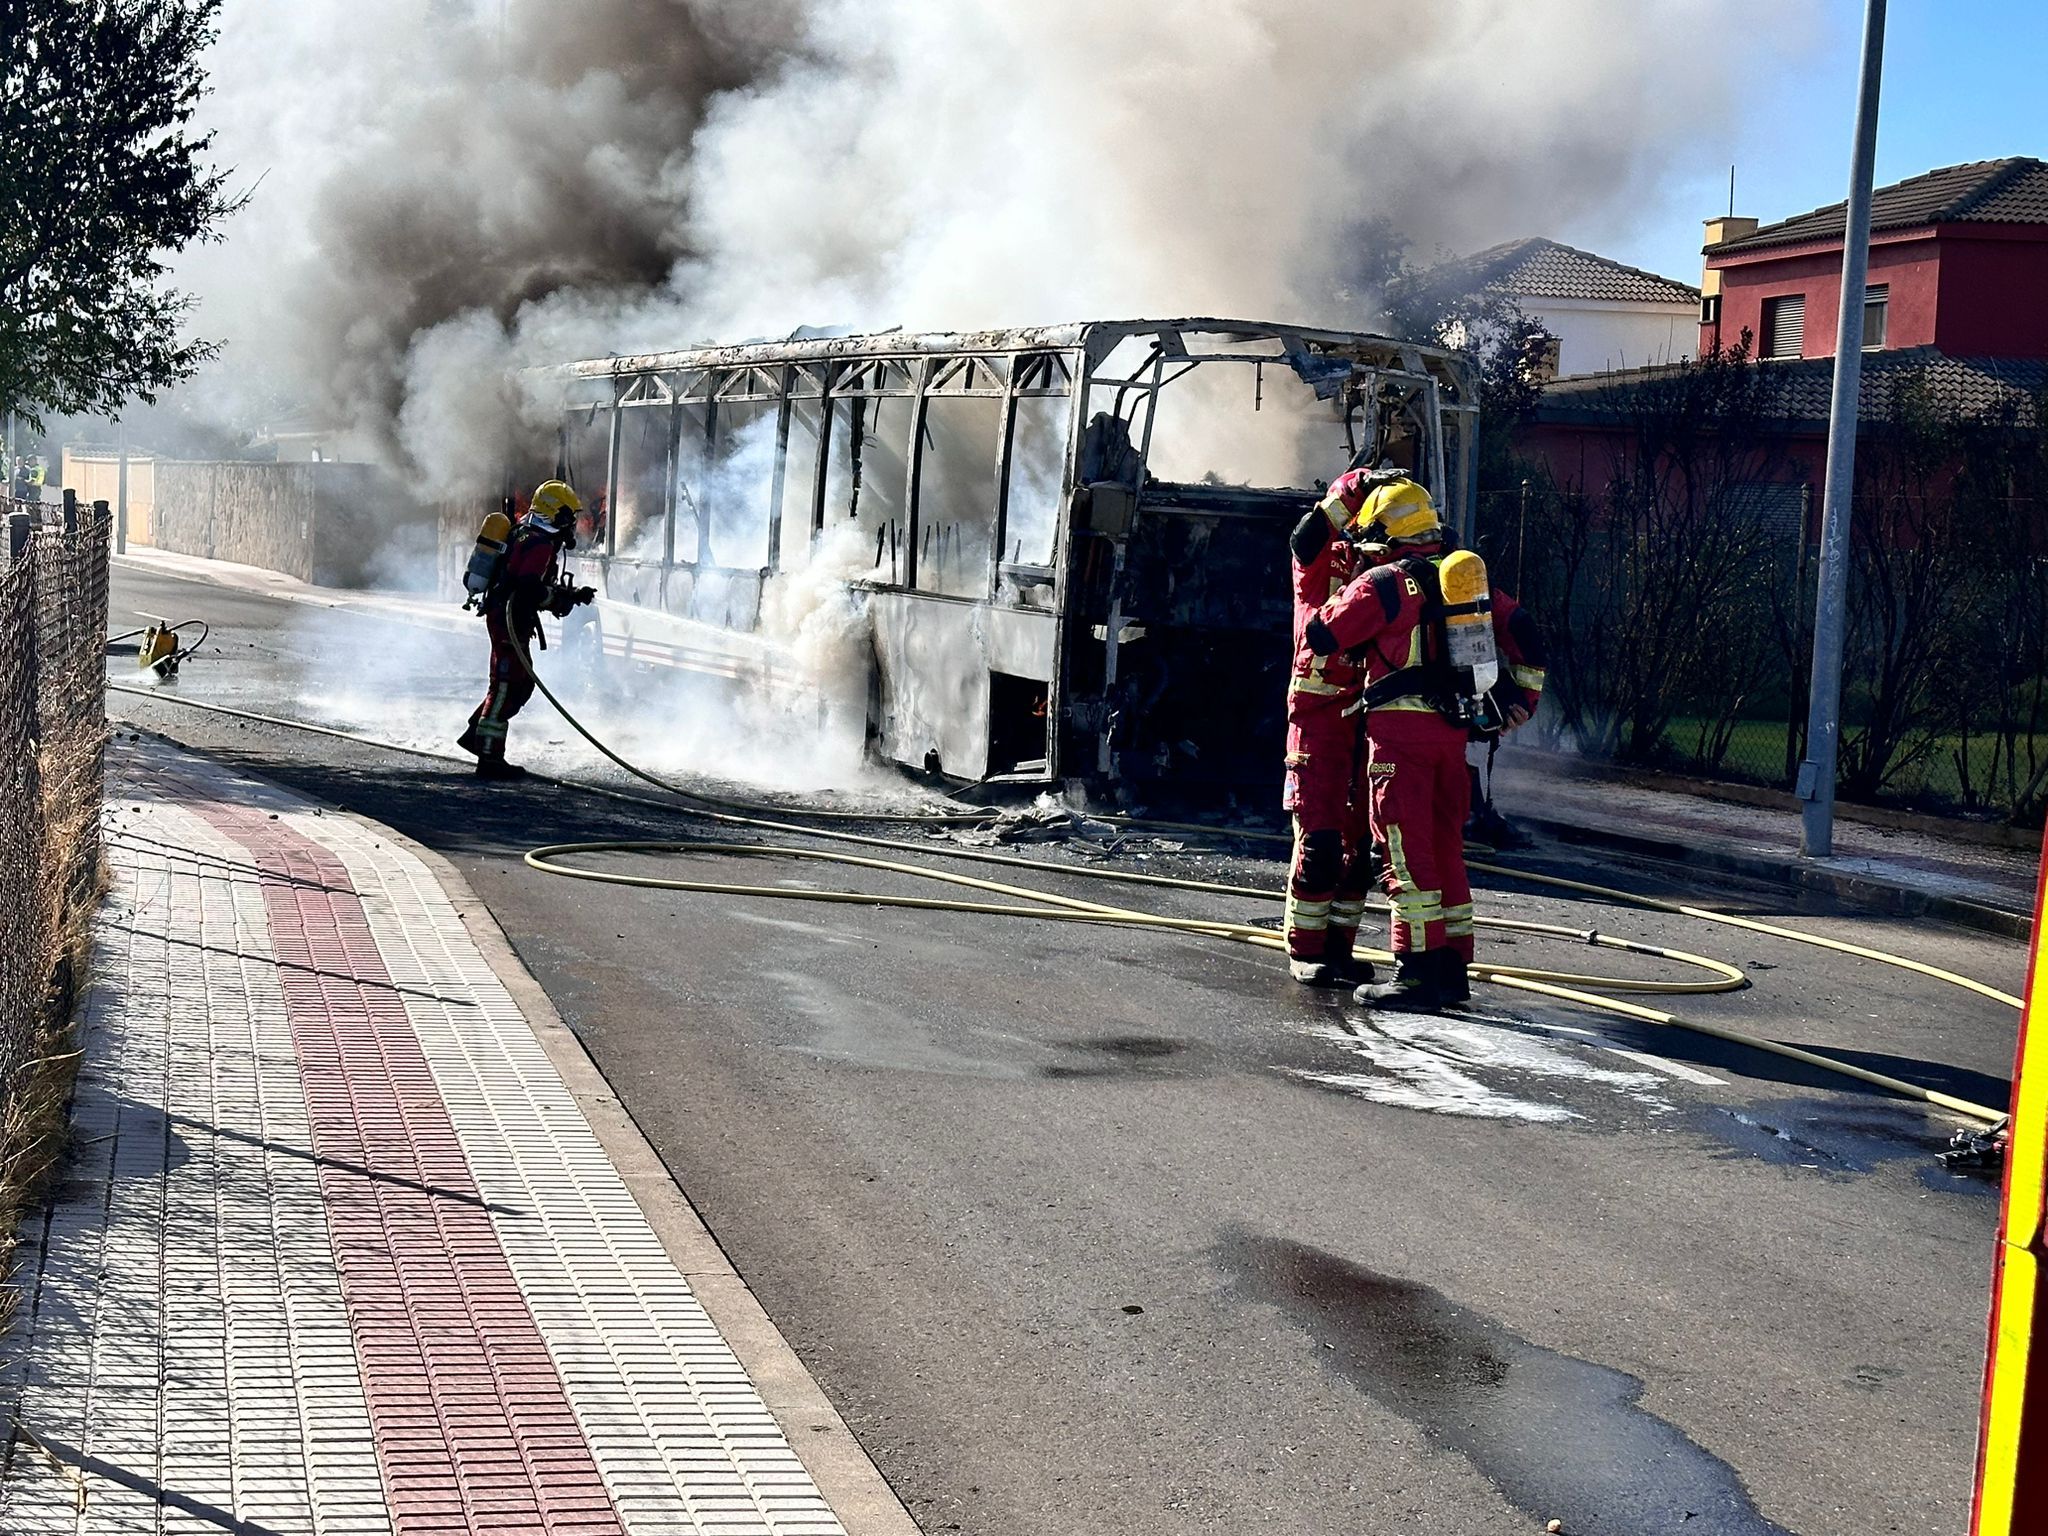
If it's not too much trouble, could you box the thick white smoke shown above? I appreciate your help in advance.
[160,0,1821,790]
[177,0,1823,497]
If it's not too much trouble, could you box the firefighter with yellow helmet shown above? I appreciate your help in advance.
[457,480,595,779]
[1303,476,1546,1010]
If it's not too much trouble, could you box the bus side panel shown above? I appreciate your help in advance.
[870,593,991,781]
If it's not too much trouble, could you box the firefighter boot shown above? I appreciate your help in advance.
[1436,950,1471,1007]
[474,756,529,781]
[1290,956,1347,987]
[1354,951,1444,1012]
[1323,931,1376,987]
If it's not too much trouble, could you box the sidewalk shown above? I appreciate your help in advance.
[1495,744,2041,940]
[0,737,911,1536]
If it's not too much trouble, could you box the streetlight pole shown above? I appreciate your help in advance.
[1796,0,1889,858]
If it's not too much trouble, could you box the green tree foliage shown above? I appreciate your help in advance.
[0,0,237,428]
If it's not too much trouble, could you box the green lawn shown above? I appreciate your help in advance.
[1655,717,2048,815]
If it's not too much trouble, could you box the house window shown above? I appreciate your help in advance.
[1700,294,1722,327]
[1761,293,1805,359]
[1863,284,1889,350]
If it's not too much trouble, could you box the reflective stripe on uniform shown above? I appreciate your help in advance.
[1329,898,1366,932]
[1384,826,1442,948]
[1444,902,1475,939]
[1287,894,1331,933]
[1390,894,1441,950]
[1510,663,1546,690]
[1385,826,1416,890]
[1290,675,1347,697]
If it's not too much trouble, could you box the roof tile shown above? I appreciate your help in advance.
[1536,346,2048,428]
[1410,237,1700,307]
[1713,158,2048,254]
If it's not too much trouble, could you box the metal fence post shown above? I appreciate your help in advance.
[1796,0,1888,859]
[116,421,128,556]
[62,487,77,535]
[7,511,28,561]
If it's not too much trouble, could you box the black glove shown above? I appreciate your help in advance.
[1304,616,1340,656]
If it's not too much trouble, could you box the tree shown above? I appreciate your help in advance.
[1519,335,1798,764]
[0,0,237,429]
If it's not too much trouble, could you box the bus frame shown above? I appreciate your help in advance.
[531,317,1476,794]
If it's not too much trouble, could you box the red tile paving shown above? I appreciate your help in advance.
[188,799,626,1536]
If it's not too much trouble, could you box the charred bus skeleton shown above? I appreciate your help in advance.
[529,318,1475,794]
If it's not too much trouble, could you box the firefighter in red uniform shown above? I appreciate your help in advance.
[1304,479,1546,1010]
[457,480,594,779]
[1283,467,1389,985]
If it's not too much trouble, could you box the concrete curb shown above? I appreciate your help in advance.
[1516,810,2034,943]
[364,823,923,1536]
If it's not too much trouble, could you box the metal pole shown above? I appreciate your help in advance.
[116,420,129,555]
[1516,478,1530,593]
[1796,0,1887,859]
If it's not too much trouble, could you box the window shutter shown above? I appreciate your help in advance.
[1863,285,1889,350]
[1764,294,1805,359]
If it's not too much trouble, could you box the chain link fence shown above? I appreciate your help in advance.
[1476,479,2048,822]
[0,493,111,1152]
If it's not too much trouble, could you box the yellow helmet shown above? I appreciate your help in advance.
[530,479,584,531]
[1358,479,1439,544]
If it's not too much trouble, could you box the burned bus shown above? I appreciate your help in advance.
[527,318,1475,794]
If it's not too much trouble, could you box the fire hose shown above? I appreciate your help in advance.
[109,654,2016,1127]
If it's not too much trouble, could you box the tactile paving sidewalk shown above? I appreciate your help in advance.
[0,739,847,1536]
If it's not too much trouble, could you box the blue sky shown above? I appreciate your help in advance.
[1608,1,2048,285]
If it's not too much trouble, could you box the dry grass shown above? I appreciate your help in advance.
[0,726,108,1339]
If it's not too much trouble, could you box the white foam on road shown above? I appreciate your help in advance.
[1291,1012,1676,1123]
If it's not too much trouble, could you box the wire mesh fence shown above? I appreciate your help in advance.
[0,493,111,1134]
[1474,478,2048,823]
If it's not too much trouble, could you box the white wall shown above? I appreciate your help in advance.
[1521,297,1699,377]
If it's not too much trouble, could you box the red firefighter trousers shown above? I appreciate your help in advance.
[467,607,536,759]
[1366,716,1474,959]
[1283,697,1375,961]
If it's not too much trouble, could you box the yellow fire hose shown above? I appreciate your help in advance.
[110,666,2017,1126]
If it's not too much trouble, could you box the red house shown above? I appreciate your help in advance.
[1700,157,2048,361]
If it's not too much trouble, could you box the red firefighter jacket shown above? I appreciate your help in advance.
[1288,487,1368,715]
[489,519,569,641]
[1309,546,1547,744]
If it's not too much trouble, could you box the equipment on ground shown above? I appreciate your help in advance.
[462,507,513,608]
[139,623,180,680]
[112,614,211,682]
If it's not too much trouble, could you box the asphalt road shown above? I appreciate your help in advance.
[106,557,2025,1536]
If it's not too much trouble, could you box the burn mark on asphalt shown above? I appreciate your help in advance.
[1041,1033,1193,1080]
[1222,1231,1791,1536]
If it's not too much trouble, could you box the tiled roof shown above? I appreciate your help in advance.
[1408,237,1700,307]
[1712,158,2048,254]
[1536,346,2048,429]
